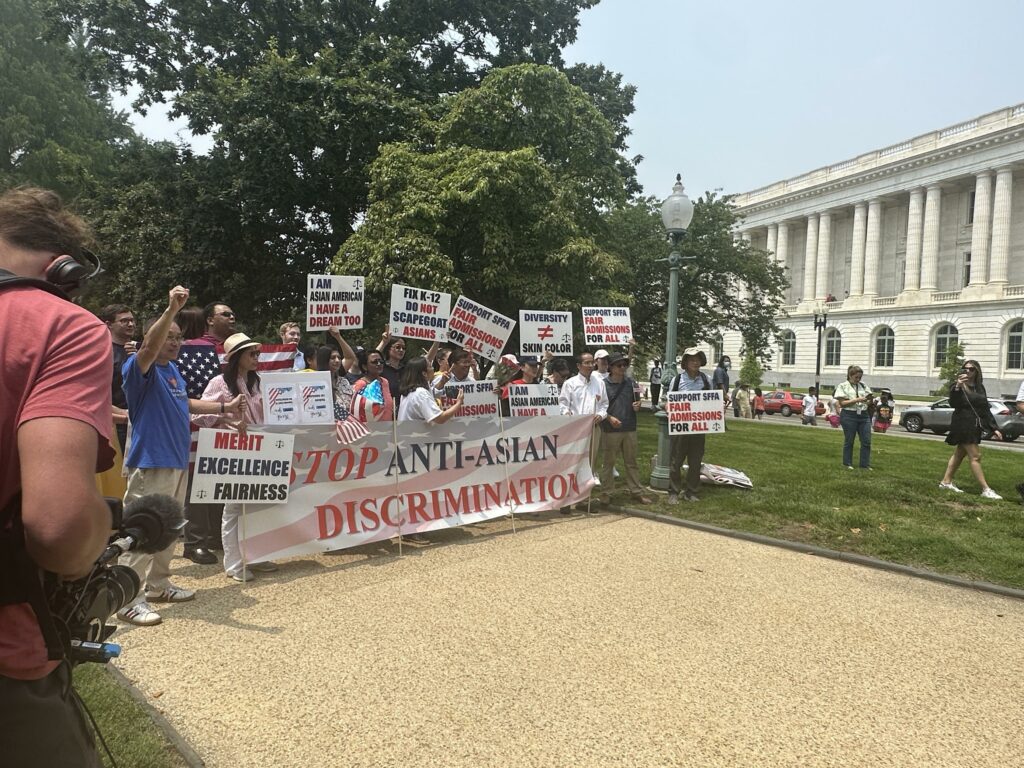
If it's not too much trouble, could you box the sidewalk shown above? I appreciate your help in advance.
[113,513,1024,767]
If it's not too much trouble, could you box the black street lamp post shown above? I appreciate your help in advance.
[813,302,828,393]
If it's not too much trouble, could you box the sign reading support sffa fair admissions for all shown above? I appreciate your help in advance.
[306,274,364,331]
[191,428,295,504]
[519,310,573,357]
[447,296,515,363]
[389,284,451,341]
[666,390,725,435]
[261,371,335,426]
[582,306,632,345]
[509,383,561,417]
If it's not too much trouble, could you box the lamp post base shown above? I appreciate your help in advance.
[649,408,672,490]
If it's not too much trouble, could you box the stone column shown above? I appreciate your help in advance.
[766,224,778,261]
[968,171,994,286]
[989,168,1014,285]
[903,187,924,292]
[863,199,883,297]
[776,223,790,267]
[739,231,752,301]
[802,214,819,303]
[814,212,832,300]
[849,203,867,297]
[920,185,942,291]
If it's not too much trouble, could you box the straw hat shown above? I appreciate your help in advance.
[224,333,260,360]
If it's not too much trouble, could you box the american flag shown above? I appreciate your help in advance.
[335,416,370,445]
[257,343,297,372]
[177,344,223,400]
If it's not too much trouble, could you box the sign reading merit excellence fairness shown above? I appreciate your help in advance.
[191,428,295,504]
[306,274,364,331]
[666,390,725,435]
[519,310,573,357]
[389,284,451,341]
[582,306,632,345]
[447,296,515,363]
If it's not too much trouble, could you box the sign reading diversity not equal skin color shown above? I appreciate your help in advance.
[191,428,295,505]
[666,390,726,435]
[447,295,515,363]
[389,284,452,341]
[306,275,364,331]
[519,310,573,357]
[582,307,632,345]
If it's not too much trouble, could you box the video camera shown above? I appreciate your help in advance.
[45,494,184,665]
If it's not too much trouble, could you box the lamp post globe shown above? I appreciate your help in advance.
[651,174,693,491]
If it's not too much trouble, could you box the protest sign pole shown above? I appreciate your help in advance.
[391,414,404,556]
[495,407,518,532]
[586,395,599,515]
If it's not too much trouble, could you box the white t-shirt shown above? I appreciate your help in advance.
[802,394,817,417]
[1016,380,1024,403]
[397,387,443,423]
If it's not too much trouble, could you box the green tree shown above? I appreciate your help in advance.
[739,351,764,390]
[938,341,967,395]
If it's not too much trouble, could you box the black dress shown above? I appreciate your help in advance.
[945,385,997,445]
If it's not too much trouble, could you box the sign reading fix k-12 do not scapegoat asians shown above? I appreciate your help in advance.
[519,310,573,357]
[389,284,452,341]
[447,296,515,363]
[191,428,295,505]
[582,306,632,345]
[306,275,364,331]
[666,391,725,435]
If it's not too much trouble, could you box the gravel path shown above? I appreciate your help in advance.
[113,513,1024,767]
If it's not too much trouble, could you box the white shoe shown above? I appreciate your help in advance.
[938,481,963,493]
[117,601,162,626]
[145,584,196,603]
[248,561,278,573]
[981,487,1003,500]
[228,568,255,582]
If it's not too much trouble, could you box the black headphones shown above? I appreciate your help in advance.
[44,248,103,297]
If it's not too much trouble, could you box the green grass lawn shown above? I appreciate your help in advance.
[621,412,1024,588]
[74,665,186,767]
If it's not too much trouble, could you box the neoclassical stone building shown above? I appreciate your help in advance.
[719,102,1024,396]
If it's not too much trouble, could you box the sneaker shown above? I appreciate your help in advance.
[667,493,679,505]
[145,585,196,603]
[404,533,431,545]
[683,491,700,502]
[248,561,279,573]
[844,465,854,470]
[635,495,654,505]
[981,488,1003,500]
[938,482,963,493]
[228,568,254,582]
[117,601,162,626]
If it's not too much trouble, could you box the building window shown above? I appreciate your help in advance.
[711,336,723,365]
[962,252,971,288]
[825,329,841,367]
[1008,321,1024,370]
[875,326,895,368]
[781,330,796,366]
[934,323,959,368]
[967,191,976,224]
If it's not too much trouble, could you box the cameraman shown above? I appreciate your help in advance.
[0,187,112,766]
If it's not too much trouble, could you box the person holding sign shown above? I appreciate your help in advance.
[500,355,542,415]
[350,349,394,423]
[398,357,465,424]
[558,352,608,510]
[597,353,652,505]
[666,347,713,504]
[193,333,280,582]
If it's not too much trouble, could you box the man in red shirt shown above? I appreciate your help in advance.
[0,187,112,765]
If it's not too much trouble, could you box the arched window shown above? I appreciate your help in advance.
[933,323,959,368]
[874,326,895,368]
[825,329,841,367]
[1008,321,1024,370]
[781,330,796,366]
[711,336,724,366]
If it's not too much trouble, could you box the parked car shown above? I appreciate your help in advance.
[762,390,827,417]
[898,397,1023,441]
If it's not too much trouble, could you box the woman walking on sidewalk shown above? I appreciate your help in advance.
[834,366,873,469]
[939,360,1003,499]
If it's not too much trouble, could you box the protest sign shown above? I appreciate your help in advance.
[440,380,498,417]
[262,371,335,426]
[191,428,295,504]
[582,306,632,345]
[306,275,364,331]
[666,390,725,435]
[235,416,597,562]
[389,284,451,341]
[447,295,515,363]
[519,310,573,357]
[509,383,561,417]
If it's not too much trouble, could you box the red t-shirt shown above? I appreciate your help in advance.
[1,286,113,680]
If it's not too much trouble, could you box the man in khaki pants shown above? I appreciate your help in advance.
[596,352,652,506]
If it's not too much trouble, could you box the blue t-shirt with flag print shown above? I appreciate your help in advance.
[122,356,192,470]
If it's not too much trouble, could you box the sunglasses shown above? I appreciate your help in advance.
[216,311,236,319]
[962,366,977,372]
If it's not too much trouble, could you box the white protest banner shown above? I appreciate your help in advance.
[519,310,573,357]
[235,416,597,562]
[190,428,295,505]
[262,371,335,426]
[439,380,498,417]
[389,284,451,341]
[306,275,364,331]
[582,306,633,346]
[666,390,725,435]
[447,295,515,363]
[509,383,561,417]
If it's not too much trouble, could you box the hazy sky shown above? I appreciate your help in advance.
[121,0,1024,202]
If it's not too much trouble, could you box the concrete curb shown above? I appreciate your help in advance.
[616,505,1024,602]
[107,664,206,767]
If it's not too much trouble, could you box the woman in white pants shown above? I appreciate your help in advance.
[193,332,279,581]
